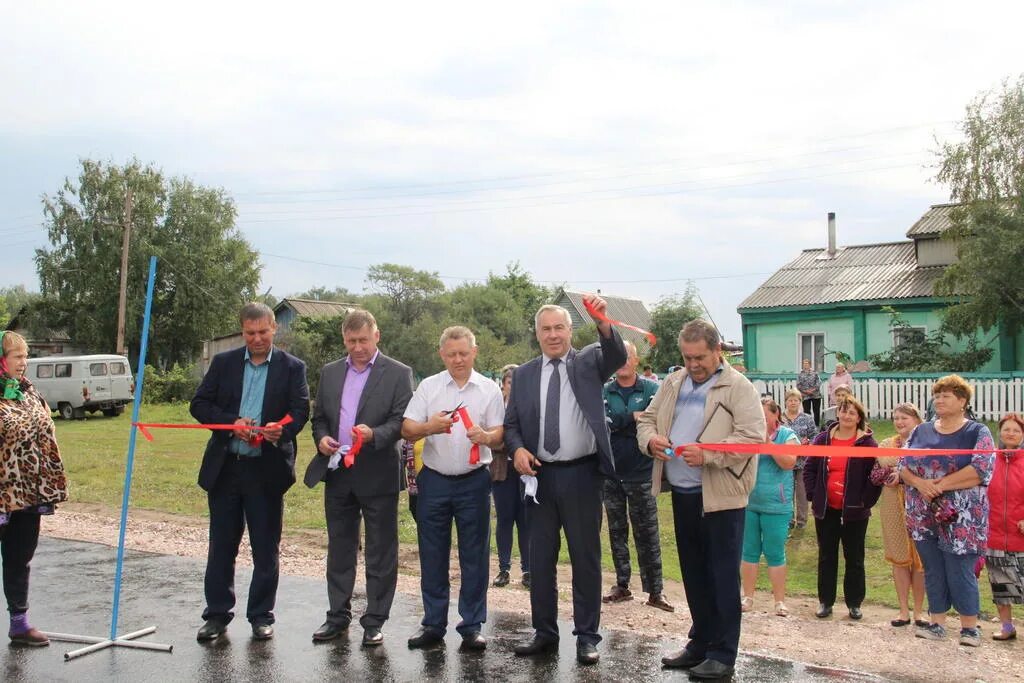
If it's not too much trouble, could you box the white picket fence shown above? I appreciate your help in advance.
[751,377,1024,422]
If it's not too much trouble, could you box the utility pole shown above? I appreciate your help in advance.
[115,187,133,356]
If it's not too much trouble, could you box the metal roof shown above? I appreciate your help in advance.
[737,241,945,310]
[274,298,359,318]
[555,289,653,350]
[906,203,957,237]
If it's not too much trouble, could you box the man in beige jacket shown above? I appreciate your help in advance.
[636,320,764,680]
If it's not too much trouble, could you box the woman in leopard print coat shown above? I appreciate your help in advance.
[1,331,68,647]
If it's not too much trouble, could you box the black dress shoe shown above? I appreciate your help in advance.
[576,642,599,665]
[815,603,833,618]
[362,626,384,647]
[313,620,349,641]
[662,648,704,669]
[196,620,227,642]
[460,631,487,651]
[492,570,510,587]
[521,572,531,589]
[408,627,445,649]
[849,607,863,620]
[251,624,274,640]
[514,635,559,656]
[688,658,735,679]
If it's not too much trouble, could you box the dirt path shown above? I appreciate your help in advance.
[42,503,1022,682]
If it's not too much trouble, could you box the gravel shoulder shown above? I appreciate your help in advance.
[43,503,1022,682]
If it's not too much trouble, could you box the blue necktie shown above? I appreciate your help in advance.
[544,359,561,454]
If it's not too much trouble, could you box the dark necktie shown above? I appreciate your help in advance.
[544,358,561,454]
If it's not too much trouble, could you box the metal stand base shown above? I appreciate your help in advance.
[43,626,173,661]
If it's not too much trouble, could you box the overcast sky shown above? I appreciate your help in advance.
[3,1,1023,341]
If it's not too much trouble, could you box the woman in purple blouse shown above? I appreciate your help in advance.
[898,375,995,648]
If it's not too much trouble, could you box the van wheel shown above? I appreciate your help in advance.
[58,403,74,420]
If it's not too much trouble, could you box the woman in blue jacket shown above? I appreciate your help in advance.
[741,398,800,616]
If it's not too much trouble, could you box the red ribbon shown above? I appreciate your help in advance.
[667,442,1019,459]
[583,299,657,347]
[343,428,364,468]
[451,407,481,465]
[134,413,294,444]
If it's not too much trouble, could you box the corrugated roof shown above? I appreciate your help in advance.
[555,289,653,351]
[738,241,944,310]
[275,298,358,318]
[906,203,957,237]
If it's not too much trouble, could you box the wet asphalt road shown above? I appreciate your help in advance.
[1,538,882,682]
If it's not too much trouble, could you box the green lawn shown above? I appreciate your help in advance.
[53,405,995,612]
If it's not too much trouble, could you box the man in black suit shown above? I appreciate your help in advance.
[304,309,413,646]
[504,294,626,665]
[191,302,310,642]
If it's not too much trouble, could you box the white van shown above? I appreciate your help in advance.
[27,354,135,420]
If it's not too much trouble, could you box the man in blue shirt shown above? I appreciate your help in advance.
[601,342,672,612]
[191,303,310,642]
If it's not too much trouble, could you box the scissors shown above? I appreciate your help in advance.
[442,402,465,433]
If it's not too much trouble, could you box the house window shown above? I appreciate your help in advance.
[36,364,54,379]
[798,333,826,372]
[90,363,108,377]
[55,363,72,378]
[893,326,926,348]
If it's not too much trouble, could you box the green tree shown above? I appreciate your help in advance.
[934,75,1024,336]
[276,314,345,398]
[290,285,361,303]
[646,285,703,372]
[365,263,445,326]
[34,159,260,367]
[867,307,993,372]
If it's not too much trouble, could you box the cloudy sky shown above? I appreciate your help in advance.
[3,1,1023,341]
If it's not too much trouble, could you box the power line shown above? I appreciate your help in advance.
[230,120,952,199]
[238,159,926,224]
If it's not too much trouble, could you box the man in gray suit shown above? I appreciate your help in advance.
[504,294,626,665]
[303,310,413,647]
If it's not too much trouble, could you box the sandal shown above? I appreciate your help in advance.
[993,627,1017,641]
[775,601,789,617]
[741,596,753,613]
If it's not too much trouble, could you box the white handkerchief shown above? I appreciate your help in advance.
[521,474,540,504]
[327,445,351,471]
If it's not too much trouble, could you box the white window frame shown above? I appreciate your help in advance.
[796,332,827,373]
[892,325,927,348]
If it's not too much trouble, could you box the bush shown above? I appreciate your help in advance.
[142,363,200,403]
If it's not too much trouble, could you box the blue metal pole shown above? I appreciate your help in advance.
[110,255,157,640]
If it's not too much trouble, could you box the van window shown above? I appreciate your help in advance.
[36,364,54,379]
[55,363,72,378]
[90,363,108,377]
[110,362,127,376]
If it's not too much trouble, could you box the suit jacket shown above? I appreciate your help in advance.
[191,346,310,496]
[303,352,414,497]
[503,329,626,478]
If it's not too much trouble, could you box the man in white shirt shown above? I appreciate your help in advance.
[401,326,505,651]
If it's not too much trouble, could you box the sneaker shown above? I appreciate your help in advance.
[959,627,982,647]
[740,596,754,613]
[915,623,947,640]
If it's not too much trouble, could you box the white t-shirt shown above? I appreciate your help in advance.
[404,369,505,475]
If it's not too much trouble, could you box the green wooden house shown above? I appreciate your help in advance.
[738,207,1024,374]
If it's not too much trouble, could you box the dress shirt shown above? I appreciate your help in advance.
[537,352,596,462]
[338,350,378,447]
[229,347,272,457]
[404,369,504,475]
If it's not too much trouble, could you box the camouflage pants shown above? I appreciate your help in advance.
[603,478,663,595]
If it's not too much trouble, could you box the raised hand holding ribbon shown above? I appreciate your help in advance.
[582,297,657,347]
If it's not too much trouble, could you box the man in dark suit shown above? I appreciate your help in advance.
[505,294,626,665]
[303,309,413,647]
[191,302,310,642]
